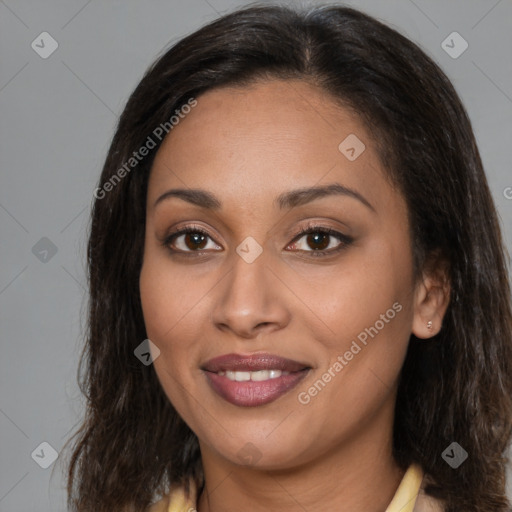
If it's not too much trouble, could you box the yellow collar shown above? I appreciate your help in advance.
[385,463,423,512]
[156,463,423,512]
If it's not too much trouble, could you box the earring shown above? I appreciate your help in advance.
[427,320,433,330]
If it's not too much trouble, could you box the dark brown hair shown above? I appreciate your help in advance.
[61,3,512,511]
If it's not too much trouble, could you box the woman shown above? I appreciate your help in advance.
[63,3,512,511]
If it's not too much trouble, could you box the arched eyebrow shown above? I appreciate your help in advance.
[153,183,375,213]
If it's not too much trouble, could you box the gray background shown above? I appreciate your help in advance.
[1,0,511,510]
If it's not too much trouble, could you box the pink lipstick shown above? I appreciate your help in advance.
[202,353,310,407]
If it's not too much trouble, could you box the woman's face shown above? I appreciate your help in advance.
[139,79,426,470]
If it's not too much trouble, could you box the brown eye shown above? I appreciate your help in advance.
[163,226,221,253]
[304,232,330,251]
[287,225,353,258]
[182,232,208,250]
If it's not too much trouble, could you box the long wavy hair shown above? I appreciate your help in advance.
[61,3,512,511]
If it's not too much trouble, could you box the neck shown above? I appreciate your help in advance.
[196,397,404,512]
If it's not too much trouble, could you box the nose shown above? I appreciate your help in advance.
[210,246,291,339]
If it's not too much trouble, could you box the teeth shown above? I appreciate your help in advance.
[251,370,270,381]
[217,370,290,381]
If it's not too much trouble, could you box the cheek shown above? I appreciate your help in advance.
[139,246,210,402]
[293,307,411,454]
[139,261,191,415]
[309,236,414,390]
[303,238,410,338]
[139,251,190,394]
[139,262,171,343]
[139,246,204,343]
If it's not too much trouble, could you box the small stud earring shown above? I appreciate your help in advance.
[427,320,433,330]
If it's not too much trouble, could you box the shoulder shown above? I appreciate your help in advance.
[146,472,445,511]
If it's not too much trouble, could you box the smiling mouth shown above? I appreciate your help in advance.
[217,369,290,381]
[202,353,311,407]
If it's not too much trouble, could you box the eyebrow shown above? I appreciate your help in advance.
[153,183,375,212]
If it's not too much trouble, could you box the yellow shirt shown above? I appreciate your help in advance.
[149,463,433,512]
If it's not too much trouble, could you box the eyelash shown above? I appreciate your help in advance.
[161,222,353,258]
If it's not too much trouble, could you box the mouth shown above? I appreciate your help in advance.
[201,353,311,407]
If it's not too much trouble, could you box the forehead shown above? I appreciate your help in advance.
[147,79,392,214]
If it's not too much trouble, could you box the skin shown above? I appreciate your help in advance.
[139,78,450,511]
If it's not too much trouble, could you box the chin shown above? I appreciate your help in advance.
[204,433,311,471]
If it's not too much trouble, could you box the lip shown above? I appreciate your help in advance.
[202,353,311,407]
[202,353,309,372]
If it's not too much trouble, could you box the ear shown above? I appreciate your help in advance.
[412,251,451,339]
